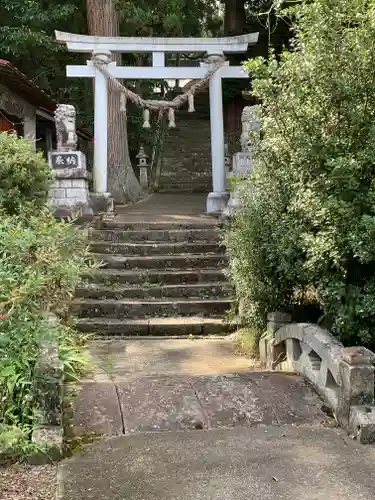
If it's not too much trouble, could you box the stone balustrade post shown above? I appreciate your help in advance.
[260,311,292,369]
[266,311,292,334]
[336,347,375,430]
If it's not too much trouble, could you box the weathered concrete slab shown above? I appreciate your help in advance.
[117,377,205,433]
[86,338,258,381]
[72,339,327,437]
[117,373,326,433]
[58,426,375,500]
[71,381,123,437]
[191,372,326,428]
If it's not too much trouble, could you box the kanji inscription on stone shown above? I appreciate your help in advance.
[50,152,79,168]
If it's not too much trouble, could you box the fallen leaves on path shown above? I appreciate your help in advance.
[0,464,57,500]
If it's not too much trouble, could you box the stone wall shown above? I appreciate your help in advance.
[30,331,64,463]
[158,93,212,193]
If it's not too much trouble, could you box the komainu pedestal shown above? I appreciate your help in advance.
[223,105,261,217]
[48,104,92,219]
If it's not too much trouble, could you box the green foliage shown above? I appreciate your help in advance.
[119,0,221,37]
[0,424,34,462]
[0,0,76,59]
[226,0,375,347]
[234,327,262,358]
[0,0,92,128]
[0,133,51,215]
[0,209,92,454]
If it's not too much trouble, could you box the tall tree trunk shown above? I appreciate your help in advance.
[224,0,245,36]
[86,0,143,203]
[224,0,246,141]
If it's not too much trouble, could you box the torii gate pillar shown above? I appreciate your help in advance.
[205,54,229,213]
[92,50,110,194]
[55,31,259,213]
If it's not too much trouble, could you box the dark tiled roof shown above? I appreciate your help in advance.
[0,59,92,140]
[0,59,56,110]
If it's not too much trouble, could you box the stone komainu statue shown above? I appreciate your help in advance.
[240,105,261,153]
[54,104,77,152]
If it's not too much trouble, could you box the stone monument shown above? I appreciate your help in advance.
[48,104,92,219]
[223,104,261,217]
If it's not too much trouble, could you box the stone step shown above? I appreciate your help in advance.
[159,173,211,179]
[159,171,211,177]
[75,316,233,336]
[160,158,210,162]
[158,180,211,186]
[159,175,211,180]
[159,177,210,183]
[158,184,211,191]
[76,282,232,300]
[100,221,217,230]
[159,180,210,185]
[90,229,220,243]
[86,269,227,286]
[160,160,210,165]
[161,158,210,164]
[163,126,210,134]
[92,254,227,270]
[158,177,211,183]
[159,178,211,184]
[89,241,223,256]
[72,298,232,319]
[164,119,210,127]
[163,139,210,147]
[157,186,210,194]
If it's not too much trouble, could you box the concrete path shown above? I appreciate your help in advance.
[62,193,375,498]
[115,193,215,224]
[59,426,375,500]
[60,338,375,499]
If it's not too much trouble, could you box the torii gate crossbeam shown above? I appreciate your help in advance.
[56,31,259,213]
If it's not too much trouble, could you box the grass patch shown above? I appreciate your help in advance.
[233,327,262,358]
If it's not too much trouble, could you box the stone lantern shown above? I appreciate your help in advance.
[136,146,149,190]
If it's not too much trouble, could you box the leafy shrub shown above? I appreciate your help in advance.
[226,0,375,347]
[0,424,36,463]
[0,210,92,436]
[0,132,51,215]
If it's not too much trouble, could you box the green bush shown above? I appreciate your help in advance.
[234,327,262,358]
[0,210,92,439]
[226,0,375,347]
[0,132,51,215]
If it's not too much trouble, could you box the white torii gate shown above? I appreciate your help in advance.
[55,31,259,213]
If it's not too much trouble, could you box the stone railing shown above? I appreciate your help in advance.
[260,312,375,444]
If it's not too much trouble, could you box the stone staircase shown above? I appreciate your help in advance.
[158,92,212,193]
[73,219,234,337]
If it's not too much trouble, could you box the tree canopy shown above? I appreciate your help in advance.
[226,0,375,348]
[0,0,290,200]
